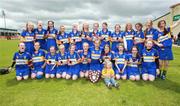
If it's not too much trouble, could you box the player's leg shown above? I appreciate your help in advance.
[80,71,85,78]
[148,68,156,81]
[72,74,78,80]
[161,60,169,80]
[62,72,67,79]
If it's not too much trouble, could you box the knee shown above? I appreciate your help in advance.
[45,74,50,79]
[31,73,36,79]
[23,75,29,80]
[121,75,127,80]
[66,74,71,80]
[16,76,22,81]
[50,74,55,78]
[85,71,89,78]
[62,72,66,78]
[129,76,135,81]
[149,75,155,81]
[115,74,120,80]
[80,71,85,78]
[56,74,61,79]
[142,74,148,81]
[135,76,140,81]
[72,75,78,80]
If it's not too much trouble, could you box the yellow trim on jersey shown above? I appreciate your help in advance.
[116,58,125,64]
[16,59,28,65]
[143,56,155,62]
[125,35,133,40]
[36,34,44,39]
[32,56,44,63]
[91,53,101,59]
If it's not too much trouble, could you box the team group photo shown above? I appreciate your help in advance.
[0,0,180,106]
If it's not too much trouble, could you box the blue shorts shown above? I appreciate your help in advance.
[31,67,44,74]
[16,68,30,77]
[56,65,67,74]
[127,67,140,77]
[90,63,102,72]
[159,49,173,60]
[80,64,90,72]
[142,67,156,76]
[67,64,79,76]
[45,66,56,75]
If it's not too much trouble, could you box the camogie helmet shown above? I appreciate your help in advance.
[0,67,10,75]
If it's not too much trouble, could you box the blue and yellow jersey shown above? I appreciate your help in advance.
[111,31,124,52]
[101,52,113,62]
[46,28,58,39]
[142,48,159,68]
[67,51,80,65]
[79,50,91,64]
[99,29,111,47]
[56,32,69,44]
[113,52,128,69]
[13,52,31,70]
[90,47,102,64]
[32,49,45,67]
[127,54,141,68]
[153,27,172,48]
[45,52,58,66]
[89,30,100,42]
[134,31,145,52]
[123,30,135,52]
[57,52,68,66]
[81,31,91,45]
[20,30,35,43]
[69,31,82,42]
[144,27,157,40]
[34,28,47,40]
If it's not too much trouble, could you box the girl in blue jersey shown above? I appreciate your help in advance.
[89,23,101,47]
[34,21,47,50]
[144,20,158,40]
[81,23,92,47]
[123,23,135,53]
[56,44,68,79]
[11,43,32,81]
[113,44,128,80]
[101,44,113,70]
[99,22,111,48]
[56,25,69,52]
[153,20,180,80]
[90,40,103,72]
[20,22,35,55]
[141,40,159,81]
[111,24,124,53]
[66,44,81,80]
[45,46,57,79]
[134,23,145,53]
[79,42,91,78]
[31,42,46,79]
[69,24,82,52]
[46,21,58,51]
[127,46,141,81]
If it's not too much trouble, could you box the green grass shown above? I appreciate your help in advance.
[0,39,180,106]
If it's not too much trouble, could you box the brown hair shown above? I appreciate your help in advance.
[157,20,168,36]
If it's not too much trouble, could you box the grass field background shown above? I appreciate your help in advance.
[0,39,180,106]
